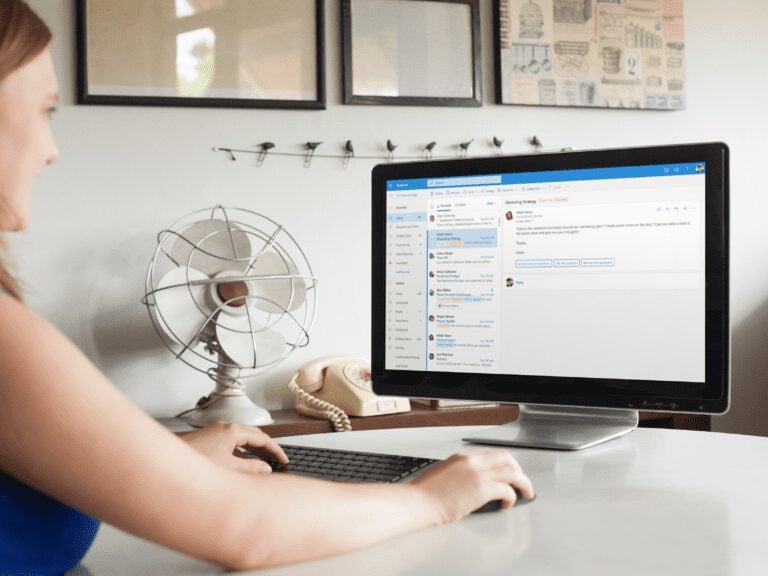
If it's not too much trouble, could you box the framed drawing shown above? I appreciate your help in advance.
[76,0,325,109]
[342,0,481,107]
[494,0,686,110]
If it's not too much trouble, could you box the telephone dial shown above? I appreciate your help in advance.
[288,356,411,432]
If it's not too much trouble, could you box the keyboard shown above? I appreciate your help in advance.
[268,444,438,483]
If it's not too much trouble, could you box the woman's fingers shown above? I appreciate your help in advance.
[495,470,535,503]
[222,423,289,464]
[235,456,274,475]
[485,454,535,501]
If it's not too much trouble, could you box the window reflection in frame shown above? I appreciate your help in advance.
[76,0,325,109]
[341,0,482,107]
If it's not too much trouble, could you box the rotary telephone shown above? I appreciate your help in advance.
[288,356,411,432]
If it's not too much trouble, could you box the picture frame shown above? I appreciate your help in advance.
[493,0,686,110]
[76,0,326,109]
[341,0,482,107]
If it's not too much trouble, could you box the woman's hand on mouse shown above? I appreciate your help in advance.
[178,421,288,474]
[410,448,535,523]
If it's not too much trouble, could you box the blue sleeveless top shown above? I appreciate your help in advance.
[0,467,100,574]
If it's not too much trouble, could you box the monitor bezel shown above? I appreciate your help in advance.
[371,142,729,414]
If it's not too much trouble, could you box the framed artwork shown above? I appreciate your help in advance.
[76,0,325,109]
[342,0,482,107]
[494,0,686,110]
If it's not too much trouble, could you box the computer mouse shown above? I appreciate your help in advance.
[472,488,535,514]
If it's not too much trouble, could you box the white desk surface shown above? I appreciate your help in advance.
[77,426,768,576]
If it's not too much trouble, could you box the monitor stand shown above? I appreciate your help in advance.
[463,405,639,450]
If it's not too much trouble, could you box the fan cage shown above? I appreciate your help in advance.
[143,205,317,378]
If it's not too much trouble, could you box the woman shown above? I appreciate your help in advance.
[0,1,534,573]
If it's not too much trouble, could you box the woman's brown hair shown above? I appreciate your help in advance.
[0,0,51,299]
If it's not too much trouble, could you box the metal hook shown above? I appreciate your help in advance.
[304,141,321,168]
[256,142,275,167]
[386,139,397,162]
[221,148,236,161]
[425,141,436,160]
[343,140,354,168]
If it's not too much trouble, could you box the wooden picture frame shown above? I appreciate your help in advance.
[76,0,326,109]
[494,0,686,110]
[342,0,482,107]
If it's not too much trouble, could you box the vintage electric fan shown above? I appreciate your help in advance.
[143,205,317,427]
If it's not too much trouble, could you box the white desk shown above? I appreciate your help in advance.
[77,427,768,576]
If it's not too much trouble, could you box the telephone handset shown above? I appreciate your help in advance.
[288,356,411,432]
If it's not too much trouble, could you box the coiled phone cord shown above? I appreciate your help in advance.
[287,374,353,432]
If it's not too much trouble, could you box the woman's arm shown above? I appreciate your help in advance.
[0,295,533,570]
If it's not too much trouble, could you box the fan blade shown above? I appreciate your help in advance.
[246,251,307,313]
[216,315,286,368]
[153,267,211,348]
[172,219,251,277]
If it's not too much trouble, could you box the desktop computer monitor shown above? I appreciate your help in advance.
[371,142,729,449]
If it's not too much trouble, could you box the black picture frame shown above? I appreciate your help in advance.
[341,0,482,107]
[76,0,326,109]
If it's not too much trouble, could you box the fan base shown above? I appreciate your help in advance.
[179,393,274,428]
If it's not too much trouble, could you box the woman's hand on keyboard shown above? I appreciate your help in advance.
[411,449,535,523]
[178,421,288,475]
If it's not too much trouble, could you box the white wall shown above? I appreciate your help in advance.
[15,1,768,435]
